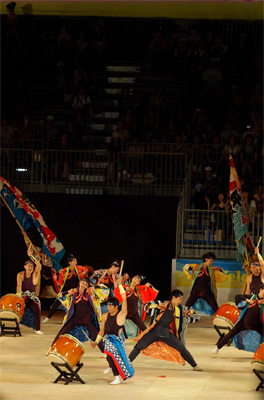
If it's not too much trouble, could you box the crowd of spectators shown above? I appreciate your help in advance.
[1,9,263,197]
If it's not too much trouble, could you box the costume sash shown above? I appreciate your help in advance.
[104,334,134,380]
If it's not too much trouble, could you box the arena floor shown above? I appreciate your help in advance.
[0,311,262,400]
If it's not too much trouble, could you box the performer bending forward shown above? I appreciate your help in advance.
[213,283,264,354]
[48,277,107,354]
[129,289,202,371]
[91,276,134,385]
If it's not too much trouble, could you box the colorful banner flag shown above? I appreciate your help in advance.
[229,156,253,262]
[0,177,65,270]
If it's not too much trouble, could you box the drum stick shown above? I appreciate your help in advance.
[257,237,262,248]
[119,260,124,277]
[82,330,90,342]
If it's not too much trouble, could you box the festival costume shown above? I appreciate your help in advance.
[93,269,130,296]
[103,312,134,380]
[20,271,41,330]
[235,273,262,305]
[129,302,198,367]
[46,265,88,318]
[218,295,263,353]
[183,263,227,315]
[51,286,108,351]
[114,285,158,337]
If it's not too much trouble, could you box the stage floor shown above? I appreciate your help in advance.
[0,311,262,400]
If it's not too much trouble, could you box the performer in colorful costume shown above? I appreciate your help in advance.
[213,283,264,354]
[235,247,264,305]
[48,277,109,354]
[92,260,130,312]
[129,289,202,371]
[114,274,158,337]
[16,244,43,335]
[43,254,88,323]
[183,252,227,315]
[91,276,134,385]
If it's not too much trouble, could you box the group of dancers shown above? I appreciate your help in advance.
[14,243,264,385]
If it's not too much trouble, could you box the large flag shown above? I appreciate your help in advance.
[229,156,253,262]
[0,177,65,270]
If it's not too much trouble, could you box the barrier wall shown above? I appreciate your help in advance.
[1,1,263,20]
[172,257,245,306]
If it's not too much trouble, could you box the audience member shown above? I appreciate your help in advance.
[193,165,218,210]
[253,185,263,215]
[240,134,257,182]
[220,121,238,144]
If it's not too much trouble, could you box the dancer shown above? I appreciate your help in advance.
[235,247,264,305]
[47,277,108,353]
[183,252,227,315]
[91,276,134,385]
[114,274,158,337]
[43,254,88,323]
[16,244,43,335]
[213,283,264,354]
[129,289,202,371]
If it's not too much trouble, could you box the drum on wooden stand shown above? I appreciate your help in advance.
[251,343,264,372]
[213,302,241,329]
[0,294,25,322]
[48,334,85,368]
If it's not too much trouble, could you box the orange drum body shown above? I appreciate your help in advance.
[213,302,241,329]
[251,343,264,372]
[48,334,85,368]
[0,294,25,322]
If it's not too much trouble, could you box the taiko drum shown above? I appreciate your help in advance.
[251,343,264,372]
[213,302,241,329]
[48,334,85,368]
[0,293,25,322]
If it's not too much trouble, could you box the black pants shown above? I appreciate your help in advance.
[46,299,61,319]
[217,317,263,349]
[127,313,147,331]
[26,299,41,331]
[107,355,119,376]
[51,316,104,353]
[185,290,219,313]
[129,328,197,367]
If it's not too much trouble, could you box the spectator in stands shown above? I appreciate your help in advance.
[181,121,195,143]
[168,30,179,68]
[18,114,35,145]
[193,165,218,210]
[210,35,228,65]
[75,32,88,64]
[249,84,263,114]
[205,134,225,178]
[91,23,107,70]
[6,2,17,29]
[242,188,257,224]
[172,108,185,134]
[202,59,223,92]
[186,28,200,52]
[41,27,57,49]
[53,133,72,181]
[228,86,244,124]
[57,25,72,60]
[72,87,93,122]
[252,110,263,137]
[0,117,14,148]
[53,60,67,98]
[173,38,191,70]
[204,28,214,52]
[202,122,216,144]
[118,87,132,118]
[44,114,60,149]
[192,107,207,134]
[220,121,238,144]
[64,119,78,147]
[253,185,263,215]
[148,28,167,70]
[142,109,158,142]
[194,40,209,72]
[123,108,137,139]
[224,134,241,169]
[240,134,257,182]
[114,119,130,145]
[164,121,176,144]
[73,63,85,88]
[241,123,259,144]
[107,132,122,183]
[191,134,204,183]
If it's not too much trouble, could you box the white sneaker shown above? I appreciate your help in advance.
[193,365,203,371]
[110,375,122,385]
[42,317,50,324]
[212,347,219,354]
[103,367,112,374]
[35,330,44,335]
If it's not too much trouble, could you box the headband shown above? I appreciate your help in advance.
[135,275,145,282]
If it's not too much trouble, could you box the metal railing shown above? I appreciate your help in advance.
[176,207,263,260]
[0,146,187,196]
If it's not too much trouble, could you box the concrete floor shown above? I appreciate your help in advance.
[0,311,263,400]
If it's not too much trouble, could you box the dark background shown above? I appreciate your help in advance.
[1,194,178,300]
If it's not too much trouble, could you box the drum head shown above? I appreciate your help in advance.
[252,361,264,372]
[213,316,233,329]
[0,310,20,322]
